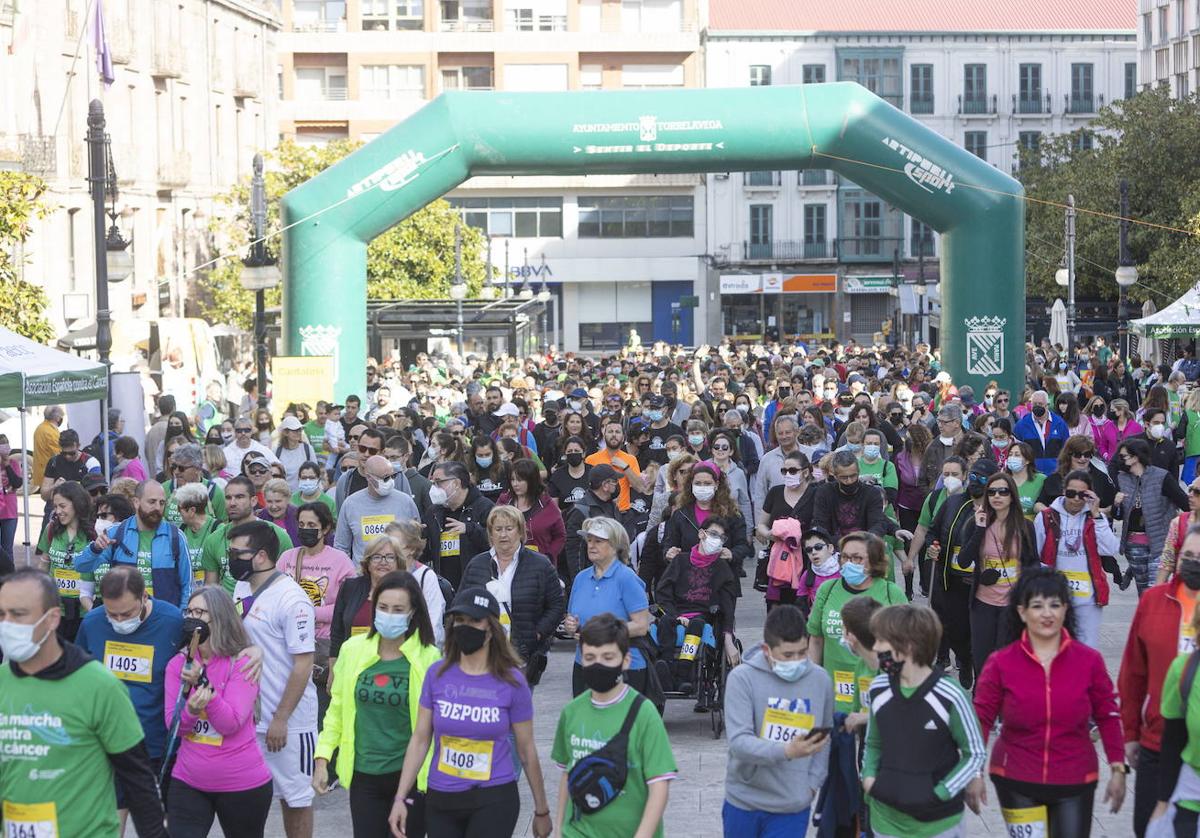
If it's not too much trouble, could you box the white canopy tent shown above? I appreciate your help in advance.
[0,328,108,554]
[1130,285,1200,341]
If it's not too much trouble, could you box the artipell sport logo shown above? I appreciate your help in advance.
[881,137,955,195]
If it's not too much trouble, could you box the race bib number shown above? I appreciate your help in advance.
[834,670,855,703]
[1001,804,1048,838]
[186,712,223,747]
[438,735,494,781]
[857,675,873,699]
[984,557,1019,584]
[760,707,815,742]
[679,633,701,662]
[1062,570,1093,600]
[51,567,81,598]
[1181,620,1197,655]
[351,626,369,637]
[950,546,971,573]
[525,543,539,553]
[361,515,394,543]
[440,531,461,558]
[3,801,58,838]
[103,641,154,683]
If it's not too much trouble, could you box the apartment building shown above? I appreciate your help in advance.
[706,0,1137,345]
[1138,0,1199,96]
[279,0,708,351]
[0,0,280,335]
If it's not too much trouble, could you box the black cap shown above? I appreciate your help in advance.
[446,586,501,620]
[647,394,666,408]
[589,464,620,488]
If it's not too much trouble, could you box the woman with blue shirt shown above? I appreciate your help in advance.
[563,516,652,697]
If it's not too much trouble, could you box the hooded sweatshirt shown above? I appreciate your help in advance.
[723,645,834,814]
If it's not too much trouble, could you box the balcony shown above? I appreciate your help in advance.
[720,240,837,264]
[322,85,349,100]
[152,42,184,78]
[18,134,55,175]
[744,170,781,188]
[440,17,494,31]
[1014,93,1051,114]
[839,236,904,262]
[1066,94,1102,114]
[291,18,346,32]
[507,12,567,31]
[362,16,423,30]
[958,94,996,115]
[910,94,934,114]
[800,169,834,187]
[157,150,191,188]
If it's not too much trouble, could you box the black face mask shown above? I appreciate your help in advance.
[1180,560,1200,591]
[837,480,859,496]
[1031,405,1047,418]
[1092,405,1106,417]
[877,650,904,678]
[179,617,210,650]
[581,662,624,693]
[452,624,488,655]
[227,553,257,581]
[565,452,584,468]
[298,528,322,548]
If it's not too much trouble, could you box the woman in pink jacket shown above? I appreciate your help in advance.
[166,586,273,838]
[1083,395,1119,462]
[973,567,1127,838]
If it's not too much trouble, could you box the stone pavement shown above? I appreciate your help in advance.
[258,573,1142,837]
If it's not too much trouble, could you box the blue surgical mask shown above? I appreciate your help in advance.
[771,655,810,682]
[374,611,411,640]
[863,444,881,460]
[841,561,868,586]
[298,478,320,495]
[647,410,664,423]
[475,455,493,469]
[845,442,862,454]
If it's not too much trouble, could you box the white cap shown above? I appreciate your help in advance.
[493,403,519,417]
[279,416,303,431]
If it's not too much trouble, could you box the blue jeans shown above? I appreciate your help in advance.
[722,801,810,838]
[1185,455,1200,486]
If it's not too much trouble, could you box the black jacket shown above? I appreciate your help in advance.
[812,481,892,541]
[330,575,371,660]
[562,490,621,577]
[655,551,738,629]
[460,548,564,661]
[420,487,494,589]
[660,504,752,569]
[956,517,1039,598]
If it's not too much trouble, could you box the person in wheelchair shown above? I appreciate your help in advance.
[653,518,740,699]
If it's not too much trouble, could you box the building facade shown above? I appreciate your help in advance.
[705,1,1137,346]
[278,0,708,351]
[0,0,280,335]
[1138,0,1199,96]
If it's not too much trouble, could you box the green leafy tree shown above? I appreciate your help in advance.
[1019,88,1200,306]
[0,172,54,343]
[196,139,486,329]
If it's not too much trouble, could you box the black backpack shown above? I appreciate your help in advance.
[567,693,646,820]
[418,564,455,606]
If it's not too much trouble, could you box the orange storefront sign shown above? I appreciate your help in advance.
[781,274,837,293]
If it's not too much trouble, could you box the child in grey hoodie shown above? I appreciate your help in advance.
[722,603,834,836]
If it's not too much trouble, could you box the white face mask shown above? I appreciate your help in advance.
[0,611,52,663]
[939,435,956,446]
[369,477,395,496]
[1150,423,1168,440]
[692,483,716,502]
[700,534,723,555]
[942,475,964,494]
[428,485,449,506]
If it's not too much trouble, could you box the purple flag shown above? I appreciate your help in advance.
[90,0,114,87]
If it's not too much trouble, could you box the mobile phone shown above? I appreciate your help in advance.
[805,726,832,739]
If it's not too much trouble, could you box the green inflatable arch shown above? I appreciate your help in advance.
[281,83,1024,398]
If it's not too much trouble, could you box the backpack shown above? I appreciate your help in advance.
[275,441,315,462]
[567,693,646,820]
[418,564,455,606]
[113,517,185,571]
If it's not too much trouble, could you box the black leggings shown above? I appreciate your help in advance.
[349,770,425,838]
[425,782,519,838]
[970,599,1012,680]
[931,567,972,679]
[166,778,273,838]
[993,778,1096,838]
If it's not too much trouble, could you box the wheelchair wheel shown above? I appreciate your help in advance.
[711,636,742,739]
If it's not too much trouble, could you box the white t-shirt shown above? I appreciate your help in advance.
[234,574,318,733]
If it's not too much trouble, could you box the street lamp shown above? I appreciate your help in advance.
[1054,195,1077,351]
[240,154,280,410]
[449,222,466,358]
[1115,179,1139,360]
[536,255,551,351]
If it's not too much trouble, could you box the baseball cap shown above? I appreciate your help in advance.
[569,387,588,399]
[279,416,303,431]
[493,403,519,418]
[589,464,620,488]
[446,586,501,620]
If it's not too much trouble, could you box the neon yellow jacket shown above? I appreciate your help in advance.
[316,629,440,790]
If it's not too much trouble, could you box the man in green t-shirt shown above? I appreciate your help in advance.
[553,613,677,838]
[162,443,227,528]
[201,475,292,594]
[0,569,166,837]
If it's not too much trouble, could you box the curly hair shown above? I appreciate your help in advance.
[677,461,739,519]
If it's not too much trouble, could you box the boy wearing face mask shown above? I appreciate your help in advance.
[721,604,832,837]
[552,613,677,837]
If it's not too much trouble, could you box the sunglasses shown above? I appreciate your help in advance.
[234,428,252,434]
[986,487,1012,497]
[712,444,731,452]
[805,543,828,554]
[247,466,269,475]
[1072,451,1094,459]
[358,443,382,455]
[1190,488,1200,497]
[1063,489,1092,500]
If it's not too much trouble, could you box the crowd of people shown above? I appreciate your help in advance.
[4,335,1200,837]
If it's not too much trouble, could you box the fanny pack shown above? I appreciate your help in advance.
[567,693,645,820]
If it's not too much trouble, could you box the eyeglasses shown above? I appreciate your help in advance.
[986,487,1012,497]
[451,430,466,438]
[369,554,398,565]
[804,543,827,554]
[358,443,381,456]
[170,463,189,472]
[1190,487,1200,497]
[183,607,209,618]
[234,428,252,435]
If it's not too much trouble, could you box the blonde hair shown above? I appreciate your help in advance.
[487,505,527,543]
[263,478,291,499]
[361,534,407,576]
[384,520,425,563]
[580,516,631,565]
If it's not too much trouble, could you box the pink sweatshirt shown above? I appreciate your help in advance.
[277,545,357,639]
[165,652,271,792]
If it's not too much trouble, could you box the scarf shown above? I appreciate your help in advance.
[689,543,719,568]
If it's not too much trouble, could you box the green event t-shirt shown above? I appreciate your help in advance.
[162,480,227,528]
[551,687,678,838]
[183,518,220,589]
[201,521,294,594]
[292,491,336,517]
[1015,473,1046,519]
[0,658,146,838]
[857,457,898,492]
[851,656,879,714]
[353,656,413,775]
[36,529,91,606]
[917,489,949,529]
[1161,653,1200,813]
[303,420,326,453]
[806,577,907,707]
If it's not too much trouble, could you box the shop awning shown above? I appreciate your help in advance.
[1130,284,1200,339]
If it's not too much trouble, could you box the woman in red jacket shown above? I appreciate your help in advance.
[974,567,1128,836]
[497,458,566,563]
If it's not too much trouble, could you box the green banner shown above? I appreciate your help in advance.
[282,84,1024,397]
